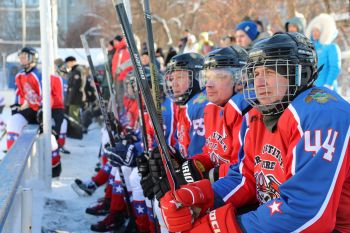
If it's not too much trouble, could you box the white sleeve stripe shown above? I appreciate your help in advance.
[288,105,303,176]
[288,105,303,136]
[223,127,250,202]
[292,124,350,232]
[223,176,246,202]
[228,99,242,115]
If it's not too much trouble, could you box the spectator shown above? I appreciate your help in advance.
[183,34,199,53]
[285,14,306,34]
[164,46,177,67]
[65,56,86,125]
[306,13,341,91]
[111,35,133,113]
[178,28,191,53]
[156,47,166,72]
[197,32,214,55]
[235,20,260,50]
[255,20,272,39]
[220,35,236,47]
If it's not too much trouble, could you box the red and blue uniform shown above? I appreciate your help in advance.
[176,90,208,158]
[191,93,250,179]
[145,96,177,149]
[213,87,350,232]
[15,67,42,111]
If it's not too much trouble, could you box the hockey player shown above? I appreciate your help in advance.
[54,58,70,154]
[50,73,65,177]
[159,32,350,233]
[7,47,41,149]
[163,52,208,158]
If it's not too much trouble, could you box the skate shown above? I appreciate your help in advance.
[71,179,97,196]
[90,212,125,232]
[86,198,110,216]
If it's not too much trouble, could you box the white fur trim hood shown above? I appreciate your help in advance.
[305,13,338,44]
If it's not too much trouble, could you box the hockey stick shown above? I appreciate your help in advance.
[142,2,162,232]
[80,35,134,218]
[0,129,6,141]
[142,0,163,125]
[99,38,119,120]
[112,0,180,192]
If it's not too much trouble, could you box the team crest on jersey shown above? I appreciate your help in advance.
[305,88,337,104]
[255,171,281,204]
[209,151,230,165]
[192,92,207,104]
[161,105,166,112]
[262,144,284,169]
[206,131,227,152]
[23,82,42,105]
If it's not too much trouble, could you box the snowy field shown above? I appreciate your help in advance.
[37,123,105,233]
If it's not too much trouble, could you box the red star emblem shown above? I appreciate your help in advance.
[268,200,282,215]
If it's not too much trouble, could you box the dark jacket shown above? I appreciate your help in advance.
[66,64,86,106]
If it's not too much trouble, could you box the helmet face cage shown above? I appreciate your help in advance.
[18,48,38,65]
[163,68,194,105]
[199,67,242,89]
[242,59,301,115]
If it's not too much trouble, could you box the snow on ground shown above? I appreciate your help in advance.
[36,123,105,233]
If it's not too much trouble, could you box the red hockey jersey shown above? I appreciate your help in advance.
[213,87,350,232]
[15,68,42,111]
[191,93,250,179]
[50,74,64,109]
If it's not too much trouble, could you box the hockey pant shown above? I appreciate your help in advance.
[154,198,169,233]
[7,109,37,149]
[130,167,154,233]
[110,165,132,214]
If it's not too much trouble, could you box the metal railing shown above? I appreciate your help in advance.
[0,125,39,233]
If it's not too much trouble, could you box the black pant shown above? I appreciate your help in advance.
[19,108,38,124]
[52,108,65,136]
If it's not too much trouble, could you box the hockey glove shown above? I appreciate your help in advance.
[189,203,241,233]
[141,173,155,199]
[177,160,206,184]
[136,152,150,177]
[10,104,20,115]
[149,146,185,183]
[136,153,155,199]
[153,176,171,201]
[105,141,137,167]
[152,159,206,201]
[160,179,214,232]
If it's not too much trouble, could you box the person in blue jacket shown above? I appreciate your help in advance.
[306,13,341,91]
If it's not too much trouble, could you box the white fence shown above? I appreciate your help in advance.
[0,125,43,233]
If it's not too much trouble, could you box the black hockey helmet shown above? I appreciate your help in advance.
[164,53,204,105]
[242,32,318,115]
[200,46,248,88]
[18,47,39,71]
